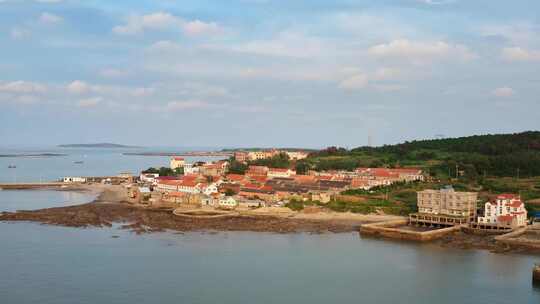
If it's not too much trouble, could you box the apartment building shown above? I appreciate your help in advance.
[410,186,478,226]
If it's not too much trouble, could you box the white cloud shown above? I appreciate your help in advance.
[338,74,369,90]
[113,12,221,37]
[78,97,102,107]
[39,12,63,24]
[183,20,221,36]
[219,31,330,58]
[10,28,30,40]
[501,47,540,62]
[131,87,155,97]
[371,67,401,81]
[113,12,180,35]
[0,81,47,94]
[492,87,515,98]
[100,68,130,78]
[67,80,92,94]
[417,0,456,4]
[165,100,211,111]
[368,39,475,62]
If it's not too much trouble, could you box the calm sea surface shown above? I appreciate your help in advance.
[0,147,224,183]
[1,149,540,303]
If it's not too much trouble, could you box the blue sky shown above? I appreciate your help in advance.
[0,0,539,148]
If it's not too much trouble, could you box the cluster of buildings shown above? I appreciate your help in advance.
[410,186,528,230]
[233,149,309,162]
[132,156,426,210]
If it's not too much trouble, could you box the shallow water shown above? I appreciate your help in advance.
[1,190,540,304]
[0,147,223,183]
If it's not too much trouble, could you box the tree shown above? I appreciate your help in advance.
[224,189,236,196]
[228,159,248,174]
[295,161,310,175]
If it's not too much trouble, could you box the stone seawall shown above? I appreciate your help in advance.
[495,227,540,249]
[360,220,462,242]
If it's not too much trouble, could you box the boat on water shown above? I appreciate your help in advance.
[8,165,16,169]
[73,161,84,164]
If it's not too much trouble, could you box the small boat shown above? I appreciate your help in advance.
[73,161,84,164]
[8,165,16,169]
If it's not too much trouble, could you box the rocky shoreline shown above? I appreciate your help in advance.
[1,186,539,254]
[0,200,363,234]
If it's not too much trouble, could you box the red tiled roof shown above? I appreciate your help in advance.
[156,176,180,181]
[497,194,518,200]
[260,185,273,191]
[250,175,267,183]
[243,183,261,190]
[506,200,523,208]
[269,168,290,172]
[497,215,515,222]
[226,174,245,181]
[172,157,184,161]
[167,192,186,197]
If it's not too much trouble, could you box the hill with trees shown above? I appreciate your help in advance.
[300,131,540,179]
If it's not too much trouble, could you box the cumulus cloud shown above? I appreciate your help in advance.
[492,87,515,98]
[338,74,369,90]
[113,12,221,37]
[368,39,475,62]
[39,12,63,24]
[67,80,92,94]
[501,47,540,62]
[99,68,130,78]
[337,67,404,91]
[371,67,401,81]
[216,31,330,58]
[78,97,102,107]
[0,81,47,94]
[165,100,211,111]
[183,20,221,36]
[10,28,30,40]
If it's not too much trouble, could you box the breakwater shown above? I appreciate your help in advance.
[360,220,463,242]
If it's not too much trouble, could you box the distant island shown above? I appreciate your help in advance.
[58,143,140,148]
[0,153,67,158]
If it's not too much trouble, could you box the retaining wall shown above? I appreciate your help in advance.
[360,220,462,242]
[495,227,540,249]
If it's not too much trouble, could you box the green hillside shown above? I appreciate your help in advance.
[300,131,540,178]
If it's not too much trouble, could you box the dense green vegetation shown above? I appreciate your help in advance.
[248,152,291,168]
[303,131,540,179]
[227,159,248,174]
[142,167,183,176]
[285,198,410,215]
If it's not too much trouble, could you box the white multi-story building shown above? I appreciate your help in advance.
[285,151,309,160]
[156,179,203,194]
[478,194,528,228]
[170,157,185,170]
[218,196,238,209]
[267,168,296,178]
[139,173,159,184]
[416,186,477,218]
[202,182,221,196]
[63,177,87,183]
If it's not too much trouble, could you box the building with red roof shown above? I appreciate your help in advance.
[478,194,527,228]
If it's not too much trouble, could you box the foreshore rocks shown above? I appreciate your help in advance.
[0,201,361,234]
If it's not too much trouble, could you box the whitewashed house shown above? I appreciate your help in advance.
[63,177,87,183]
[218,196,238,209]
[478,194,528,228]
[267,168,296,178]
[139,173,159,184]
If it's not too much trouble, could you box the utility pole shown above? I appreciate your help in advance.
[517,168,520,180]
[455,164,459,179]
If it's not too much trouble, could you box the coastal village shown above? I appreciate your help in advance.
[58,148,540,249]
